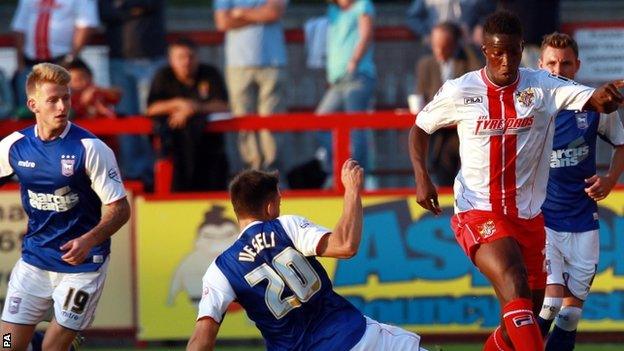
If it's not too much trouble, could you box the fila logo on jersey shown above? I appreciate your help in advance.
[474,115,534,136]
[28,186,79,212]
[550,145,589,168]
[61,155,76,177]
[512,314,535,327]
[464,96,483,105]
[17,160,36,168]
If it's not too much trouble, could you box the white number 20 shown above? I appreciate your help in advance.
[244,247,321,319]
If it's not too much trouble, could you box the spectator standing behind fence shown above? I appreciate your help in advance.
[316,0,376,179]
[413,21,481,186]
[406,0,496,40]
[98,0,167,191]
[213,0,288,171]
[146,39,230,192]
[497,0,560,68]
[11,0,99,105]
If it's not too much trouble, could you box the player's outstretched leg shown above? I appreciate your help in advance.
[545,306,582,351]
[474,237,543,351]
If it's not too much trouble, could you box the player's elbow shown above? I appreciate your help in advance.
[335,242,359,259]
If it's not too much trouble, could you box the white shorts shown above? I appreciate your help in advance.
[1,258,109,331]
[350,316,427,351]
[545,227,599,301]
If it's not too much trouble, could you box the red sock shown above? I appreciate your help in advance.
[483,327,513,351]
[502,298,544,351]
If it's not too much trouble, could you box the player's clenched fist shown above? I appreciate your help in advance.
[341,158,364,191]
[588,79,624,113]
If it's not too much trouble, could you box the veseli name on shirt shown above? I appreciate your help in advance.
[238,231,277,262]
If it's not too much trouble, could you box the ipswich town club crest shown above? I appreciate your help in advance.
[516,88,535,108]
[575,112,589,129]
[61,155,76,177]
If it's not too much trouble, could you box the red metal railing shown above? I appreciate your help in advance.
[0,111,416,194]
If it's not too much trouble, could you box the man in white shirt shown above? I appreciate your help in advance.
[11,0,100,104]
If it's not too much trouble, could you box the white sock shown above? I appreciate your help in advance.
[539,296,563,320]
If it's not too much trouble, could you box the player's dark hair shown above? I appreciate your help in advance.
[169,37,198,51]
[63,58,92,77]
[541,32,579,58]
[483,11,522,38]
[229,170,280,218]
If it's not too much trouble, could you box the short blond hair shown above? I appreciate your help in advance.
[26,63,71,97]
[541,32,579,58]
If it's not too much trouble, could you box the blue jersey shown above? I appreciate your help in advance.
[197,216,366,351]
[0,122,126,273]
[542,110,624,232]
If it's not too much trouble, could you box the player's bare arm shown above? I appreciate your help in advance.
[187,317,220,351]
[70,26,93,62]
[408,124,441,215]
[583,80,624,113]
[316,159,364,258]
[61,197,131,265]
[585,145,624,201]
[214,9,254,31]
[146,97,190,117]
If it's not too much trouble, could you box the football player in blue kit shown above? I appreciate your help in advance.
[0,63,130,351]
[536,33,624,351]
[187,160,427,351]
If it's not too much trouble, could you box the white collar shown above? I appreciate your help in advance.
[237,220,262,239]
[34,121,71,140]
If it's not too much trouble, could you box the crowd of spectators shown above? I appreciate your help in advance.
[0,0,561,191]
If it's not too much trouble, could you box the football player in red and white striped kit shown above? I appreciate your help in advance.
[409,11,624,351]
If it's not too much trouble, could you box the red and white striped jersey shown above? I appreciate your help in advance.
[416,68,595,219]
[11,0,99,61]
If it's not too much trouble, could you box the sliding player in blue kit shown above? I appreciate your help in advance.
[187,160,427,351]
[0,63,130,351]
[536,33,624,351]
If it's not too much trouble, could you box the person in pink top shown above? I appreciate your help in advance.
[409,11,624,351]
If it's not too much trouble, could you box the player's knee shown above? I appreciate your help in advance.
[539,297,563,320]
[555,306,583,331]
[498,262,531,301]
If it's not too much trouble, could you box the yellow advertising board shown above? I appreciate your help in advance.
[0,190,134,329]
[136,191,624,340]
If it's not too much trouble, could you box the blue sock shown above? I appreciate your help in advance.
[537,315,555,338]
[30,331,44,351]
[545,325,577,351]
